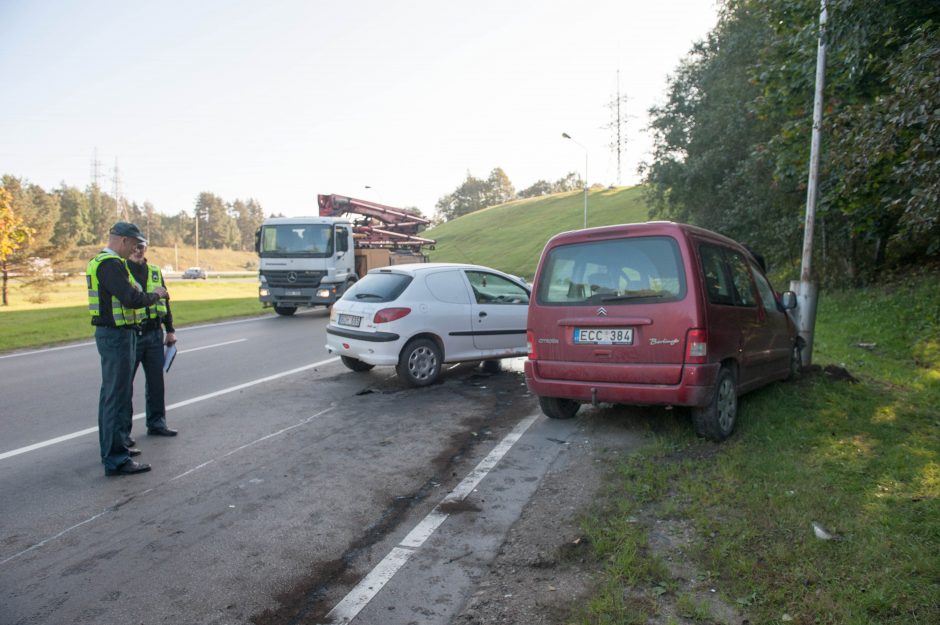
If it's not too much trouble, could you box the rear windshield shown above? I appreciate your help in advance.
[536,235,686,305]
[341,272,412,303]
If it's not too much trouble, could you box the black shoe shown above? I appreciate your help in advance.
[126,436,136,447]
[147,426,178,437]
[105,460,151,476]
[127,448,142,457]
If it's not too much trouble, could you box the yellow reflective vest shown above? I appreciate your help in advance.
[86,252,142,327]
[137,264,168,319]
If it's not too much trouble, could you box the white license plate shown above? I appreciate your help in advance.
[574,327,634,345]
[338,314,361,328]
[286,290,301,296]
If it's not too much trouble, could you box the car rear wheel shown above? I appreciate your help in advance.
[539,396,580,420]
[397,338,442,387]
[274,305,296,316]
[341,356,374,372]
[692,366,737,441]
[788,341,803,381]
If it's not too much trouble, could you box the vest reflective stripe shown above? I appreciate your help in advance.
[135,264,168,319]
[86,252,141,327]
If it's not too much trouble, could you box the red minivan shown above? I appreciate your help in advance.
[525,221,802,441]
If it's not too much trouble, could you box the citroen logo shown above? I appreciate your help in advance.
[287,271,298,283]
[597,307,608,316]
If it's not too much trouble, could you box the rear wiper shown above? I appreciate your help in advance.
[600,292,666,302]
[355,293,384,300]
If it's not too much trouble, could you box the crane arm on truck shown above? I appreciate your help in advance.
[317,194,435,251]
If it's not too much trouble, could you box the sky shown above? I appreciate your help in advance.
[0,0,718,219]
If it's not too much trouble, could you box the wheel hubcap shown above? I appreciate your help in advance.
[408,347,437,380]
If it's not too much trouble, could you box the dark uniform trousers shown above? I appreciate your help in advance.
[130,326,168,434]
[95,326,136,471]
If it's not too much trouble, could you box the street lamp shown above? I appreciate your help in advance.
[562,132,588,228]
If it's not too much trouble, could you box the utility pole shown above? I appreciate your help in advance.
[790,0,827,366]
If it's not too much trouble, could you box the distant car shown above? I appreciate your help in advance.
[325,263,530,386]
[182,267,207,279]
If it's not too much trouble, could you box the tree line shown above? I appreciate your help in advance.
[642,0,939,285]
[0,175,265,304]
[435,167,584,222]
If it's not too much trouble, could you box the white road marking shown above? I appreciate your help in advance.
[179,338,247,353]
[0,357,340,462]
[323,412,540,624]
[0,407,335,566]
[0,314,275,360]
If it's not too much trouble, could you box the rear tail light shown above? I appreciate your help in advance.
[526,330,537,359]
[685,328,707,364]
[373,307,411,324]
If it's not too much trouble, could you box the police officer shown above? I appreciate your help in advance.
[126,242,179,441]
[87,222,168,476]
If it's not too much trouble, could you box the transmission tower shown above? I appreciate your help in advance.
[112,158,128,221]
[90,148,103,188]
[605,70,630,187]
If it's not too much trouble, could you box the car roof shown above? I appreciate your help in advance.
[546,220,746,250]
[368,262,509,276]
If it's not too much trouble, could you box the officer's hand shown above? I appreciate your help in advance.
[165,332,177,346]
[153,286,169,298]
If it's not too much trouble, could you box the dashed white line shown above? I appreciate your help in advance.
[323,412,540,624]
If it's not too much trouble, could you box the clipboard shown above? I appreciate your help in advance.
[163,344,178,373]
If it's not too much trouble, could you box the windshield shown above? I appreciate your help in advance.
[259,224,334,258]
[536,235,686,305]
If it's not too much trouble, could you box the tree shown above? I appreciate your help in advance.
[642,0,940,284]
[53,184,92,248]
[0,186,35,305]
[232,198,266,251]
[518,180,554,198]
[485,168,515,206]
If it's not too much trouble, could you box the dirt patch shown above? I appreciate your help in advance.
[450,406,749,625]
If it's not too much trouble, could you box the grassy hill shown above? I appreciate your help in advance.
[425,185,649,280]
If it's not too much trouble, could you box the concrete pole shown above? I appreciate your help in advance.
[791,0,827,366]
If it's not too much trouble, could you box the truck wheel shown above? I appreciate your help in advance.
[274,305,297,316]
[692,366,737,441]
[396,338,442,387]
[341,356,374,372]
[539,396,580,419]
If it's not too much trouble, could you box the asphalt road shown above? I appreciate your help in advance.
[0,311,581,624]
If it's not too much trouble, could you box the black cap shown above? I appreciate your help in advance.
[109,222,148,244]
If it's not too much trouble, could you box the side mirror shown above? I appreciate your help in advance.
[254,228,261,254]
[780,291,797,310]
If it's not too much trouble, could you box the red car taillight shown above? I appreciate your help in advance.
[373,307,411,324]
[526,330,537,360]
[685,328,707,364]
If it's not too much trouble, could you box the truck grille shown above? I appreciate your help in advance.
[262,270,326,288]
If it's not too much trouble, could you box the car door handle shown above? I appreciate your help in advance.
[478,311,487,318]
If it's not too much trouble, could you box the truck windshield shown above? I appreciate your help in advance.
[259,224,334,258]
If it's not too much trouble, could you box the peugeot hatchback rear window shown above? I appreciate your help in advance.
[536,236,686,305]
[341,273,412,302]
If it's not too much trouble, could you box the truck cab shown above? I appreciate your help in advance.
[256,217,355,315]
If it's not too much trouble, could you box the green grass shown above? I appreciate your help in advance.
[425,186,649,279]
[0,279,268,352]
[573,269,940,624]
